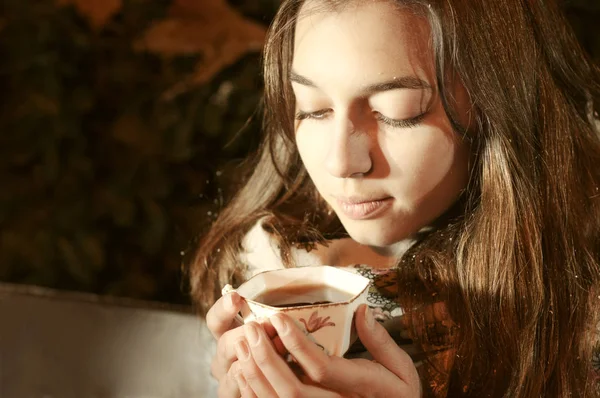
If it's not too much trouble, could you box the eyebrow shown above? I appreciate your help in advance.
[289,71,431,93]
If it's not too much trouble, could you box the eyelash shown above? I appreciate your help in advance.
[375,112,425,129]
[295,109,425,129]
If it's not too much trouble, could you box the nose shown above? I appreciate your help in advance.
[324,115,372,178]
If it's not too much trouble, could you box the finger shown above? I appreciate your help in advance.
[212,327,246,380]
[235,370,257,398]
[212,322,283,380]
[262,319,288,357]
[246,322,343,398]
[217,361,241,398]
[269,312,337,383]
[355,304,421,390]
[243,322,306,397]
[270,312,406,397]
[235,336,278,398]
[207,293,244,339]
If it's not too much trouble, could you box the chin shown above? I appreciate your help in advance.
[343,221,405,247]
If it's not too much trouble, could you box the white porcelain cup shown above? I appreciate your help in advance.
[222,266,370,357]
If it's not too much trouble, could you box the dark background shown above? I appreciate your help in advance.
[0,0,598,305]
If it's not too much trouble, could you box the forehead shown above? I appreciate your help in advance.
[292,1,433,83]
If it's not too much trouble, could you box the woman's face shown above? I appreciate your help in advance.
[292,1,472,249]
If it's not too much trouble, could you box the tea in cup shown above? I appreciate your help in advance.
[222,266,370,356]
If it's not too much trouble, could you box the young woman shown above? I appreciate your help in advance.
[191,0,600,396]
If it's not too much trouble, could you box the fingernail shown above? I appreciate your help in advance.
[235,371,247,388]
[235,339,250,360]
[270,314,288,336]
[365,306,375,328]
[245,323,260,346]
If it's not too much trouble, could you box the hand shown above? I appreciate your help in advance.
[234,304,421,397]
[206,292,245,397]
[206,292,285,398]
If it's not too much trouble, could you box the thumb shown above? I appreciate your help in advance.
[355,304,420,387]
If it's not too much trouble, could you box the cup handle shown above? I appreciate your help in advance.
[221,284,250,325]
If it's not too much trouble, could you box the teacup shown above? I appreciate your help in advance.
[222,266,370,356]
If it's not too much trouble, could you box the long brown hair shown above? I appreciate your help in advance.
[190,0,600,396]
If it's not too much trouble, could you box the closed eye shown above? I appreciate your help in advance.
[374,112,425,129]
[295,109,331,121]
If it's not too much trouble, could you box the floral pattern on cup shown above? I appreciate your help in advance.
[299,310,336,333]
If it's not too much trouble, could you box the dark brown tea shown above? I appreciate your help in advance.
[252,283,354,308]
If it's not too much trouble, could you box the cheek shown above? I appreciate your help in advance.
[382,128,463,194]
[387,92,469,196]
[414,134,458,187]
[295,127,326,181]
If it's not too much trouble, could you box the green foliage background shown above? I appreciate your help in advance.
[0,0,598,304]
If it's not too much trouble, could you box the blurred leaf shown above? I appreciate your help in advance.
[28,93,60,116]
[76,234,105,271]
[0,230,47,276]
[57,236,94,287]
[202,103,224,137]
[138,162,171,199]
[140,199,167,255]
[56,0,123,31]
[133,0,266,97]
[41,144,61,183]
[92,188,137,227]
[111,113,161,156]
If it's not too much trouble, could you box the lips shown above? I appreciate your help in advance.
[334,196,393,220]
